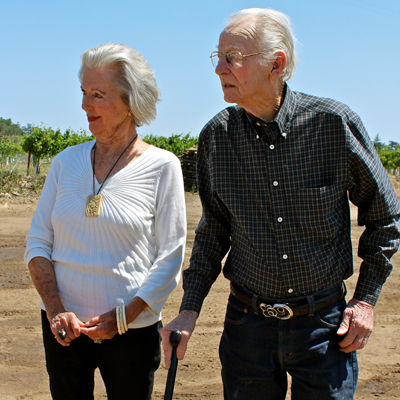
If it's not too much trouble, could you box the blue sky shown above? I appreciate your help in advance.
[1,0,399,144]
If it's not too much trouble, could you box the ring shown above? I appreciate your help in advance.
[94,338,102,344]
[57,329,67,340]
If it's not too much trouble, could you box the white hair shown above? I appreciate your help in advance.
[78,43,161,127]
[225,8,297,81]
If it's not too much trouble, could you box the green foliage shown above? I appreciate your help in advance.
[62,129,94,148]
[21,125,94,174]
[0,137,22,166]
[143,133,198,157]
[371,135,400,174]
[0,117,24,138]
[388,141,400,151]
[378,149,400,174]
[21,126,55,173]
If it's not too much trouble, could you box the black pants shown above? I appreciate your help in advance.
[41,310,161,400]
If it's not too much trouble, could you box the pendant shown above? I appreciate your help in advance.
[85,195,103,217]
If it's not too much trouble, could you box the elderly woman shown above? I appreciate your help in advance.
[25,43,186,400]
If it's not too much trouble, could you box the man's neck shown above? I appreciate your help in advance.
[243,82,286,123]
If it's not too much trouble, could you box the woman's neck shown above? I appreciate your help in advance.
[94,126,137,157]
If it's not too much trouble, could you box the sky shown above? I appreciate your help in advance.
[1,0,399,144]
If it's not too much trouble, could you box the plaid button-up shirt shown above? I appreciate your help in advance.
[181,85,400,313]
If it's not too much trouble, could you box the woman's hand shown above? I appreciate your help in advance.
[28,257,84,346]
[80,296,148,342]
[47,311,84,347]
[80,308,119,341]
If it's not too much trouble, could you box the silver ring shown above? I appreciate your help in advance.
[94,338,102,344]
[57,329,67,340]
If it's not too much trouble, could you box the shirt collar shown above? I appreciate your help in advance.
[245,83,296,139]
[274,84,296,135]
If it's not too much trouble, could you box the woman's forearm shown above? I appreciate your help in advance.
[28,256,65,318]
[125,296,148,324]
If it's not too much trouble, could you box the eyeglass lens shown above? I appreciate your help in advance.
[211,52,241,68]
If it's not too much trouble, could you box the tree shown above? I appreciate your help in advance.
[373,134,382,151]
[62,128,94,149]
[142,133,198,156]
[388,141,400,151]
[21,126,94,174]
[0,137,22,167]
[378,149,400,175]
[0,117,24,138]
[21,123,34,136]
[21,126,56,174]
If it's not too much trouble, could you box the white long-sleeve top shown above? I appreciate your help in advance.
[25,141,186,328]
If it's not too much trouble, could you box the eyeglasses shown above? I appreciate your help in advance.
[210,51,263,68]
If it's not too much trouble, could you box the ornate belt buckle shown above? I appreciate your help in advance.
[259,303,293,320]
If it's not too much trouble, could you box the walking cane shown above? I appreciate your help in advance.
[164,330,181,400]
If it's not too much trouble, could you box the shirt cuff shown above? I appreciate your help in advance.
[179,290,206,315]
[24,248,52,266]
[352,279,383,306]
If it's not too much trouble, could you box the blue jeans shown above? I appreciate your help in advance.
[219,284,358,400]
[41,311,161,400]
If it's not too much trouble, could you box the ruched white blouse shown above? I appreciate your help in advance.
[25,141,186,328]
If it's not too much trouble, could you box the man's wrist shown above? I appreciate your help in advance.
[179,310,199,319]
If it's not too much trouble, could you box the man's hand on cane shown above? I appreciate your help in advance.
[161,310,198,369]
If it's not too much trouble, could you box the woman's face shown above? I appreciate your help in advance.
[81,67,130,141]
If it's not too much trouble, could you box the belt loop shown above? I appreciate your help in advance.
[252,295,259,315]
[306,295,315,316]
[342,281,347,297]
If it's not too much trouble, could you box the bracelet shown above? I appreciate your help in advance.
[116,305,127,335]
[116,305,122,335]
[120,305,127,334]
[122,304,128,332]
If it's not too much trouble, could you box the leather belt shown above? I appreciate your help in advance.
[231,283,345,320]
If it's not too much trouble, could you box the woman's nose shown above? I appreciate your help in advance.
[81,95,91,111]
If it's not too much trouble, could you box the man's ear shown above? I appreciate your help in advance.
[270,51,287,78]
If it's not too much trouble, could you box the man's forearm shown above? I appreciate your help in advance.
[355,216,400,305]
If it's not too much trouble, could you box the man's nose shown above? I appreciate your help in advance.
[215,56,230,75]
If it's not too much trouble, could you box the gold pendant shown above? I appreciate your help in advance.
[85,195,102,217]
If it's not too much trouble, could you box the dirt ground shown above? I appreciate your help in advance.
[0,177,399,399]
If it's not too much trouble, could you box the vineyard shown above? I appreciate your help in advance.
[0,117,399,196]
[0,118,199,195]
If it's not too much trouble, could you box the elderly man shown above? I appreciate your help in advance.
[162,8,400,399]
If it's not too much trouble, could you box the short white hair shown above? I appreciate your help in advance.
[78,43,161,127]
[225,8,297,81]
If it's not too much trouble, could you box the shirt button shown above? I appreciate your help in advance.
[283,254,288,260]
[256,135,259,139]
[273,181,278,186]
[282,132,287,138]
[256,122,261,126]
[269,144,275,150]
[288,288,294,294]
[277,217,283,223]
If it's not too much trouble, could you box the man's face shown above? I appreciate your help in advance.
[215,30,271,112]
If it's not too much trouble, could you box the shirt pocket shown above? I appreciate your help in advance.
[293,184,345,242]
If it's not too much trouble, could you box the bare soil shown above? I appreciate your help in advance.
[0,177,399,399]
